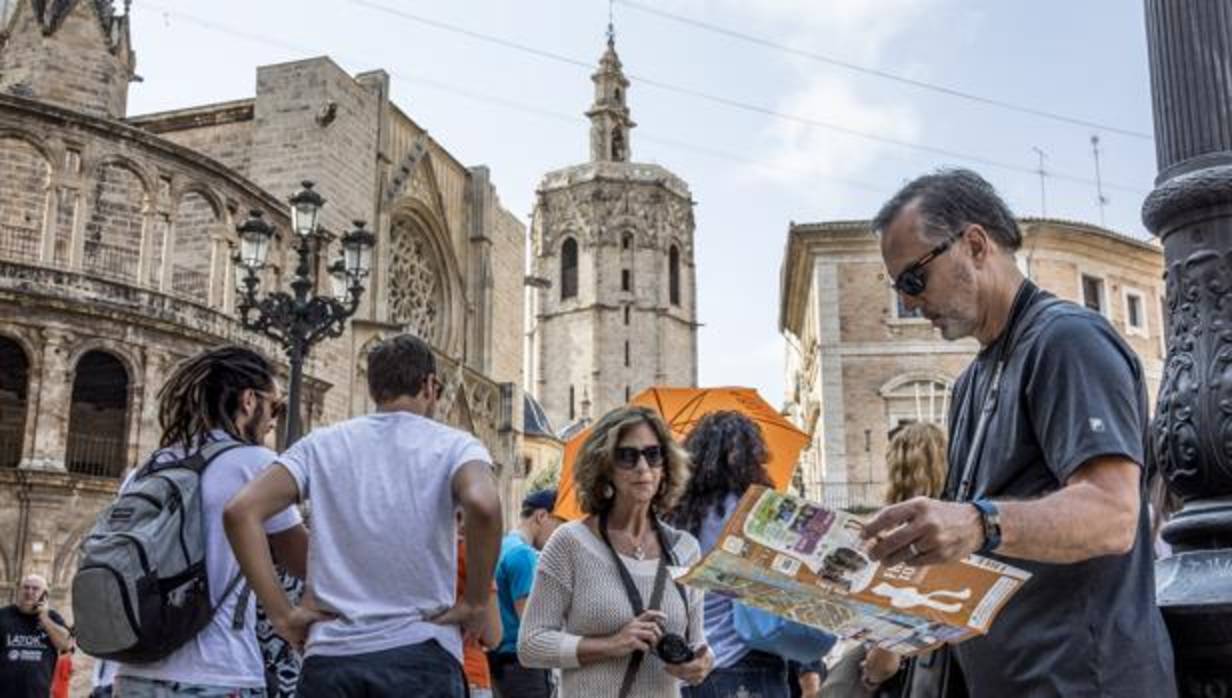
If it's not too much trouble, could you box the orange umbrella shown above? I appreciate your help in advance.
[552,386,809,521]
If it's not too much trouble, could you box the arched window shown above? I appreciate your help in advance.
[67,351,129,477]
[611,128,625,161]
[569,385,576,421]
[561,238,578,300]
[621,231,633,250]
[0,337,30,468]
[669,245,681,306]
[882,378,950,433]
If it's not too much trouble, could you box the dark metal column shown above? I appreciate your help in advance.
[1143,2,1232,696]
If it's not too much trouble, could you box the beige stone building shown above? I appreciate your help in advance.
[780,218,1165,510]
[527,34,699,431]
[0,0,529,646]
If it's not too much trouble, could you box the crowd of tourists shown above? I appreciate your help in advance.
[2,169,1177,698]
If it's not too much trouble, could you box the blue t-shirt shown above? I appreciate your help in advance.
[494,532,538,656]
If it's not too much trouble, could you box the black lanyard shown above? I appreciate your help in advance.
[950,281,1055,502]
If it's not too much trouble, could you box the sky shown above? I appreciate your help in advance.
[124,0,1159,406]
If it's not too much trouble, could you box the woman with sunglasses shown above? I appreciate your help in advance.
[518,406,713,697]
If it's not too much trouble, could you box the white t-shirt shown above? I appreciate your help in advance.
[278,411,491,663]
[117,431,302,688]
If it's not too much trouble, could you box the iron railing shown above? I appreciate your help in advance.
[83,240,139,281]
[0,224,40,262]
[171,267,211,299]
[66,432,126,478]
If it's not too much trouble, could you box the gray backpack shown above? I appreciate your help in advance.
[73,439,250,662]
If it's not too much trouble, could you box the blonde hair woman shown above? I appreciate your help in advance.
[518,406,713,697]
[827,422,949,698]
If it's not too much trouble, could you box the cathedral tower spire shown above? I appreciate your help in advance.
[587,27,634,163]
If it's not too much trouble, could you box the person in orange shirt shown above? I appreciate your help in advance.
[51,639,74,698]
[458,514,502,698]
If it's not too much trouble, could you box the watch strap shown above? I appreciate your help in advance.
[972,498,1002,554]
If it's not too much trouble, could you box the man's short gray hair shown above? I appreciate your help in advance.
[873,168,1022,252]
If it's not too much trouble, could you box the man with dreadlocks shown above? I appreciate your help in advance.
[225,333,503,698]
[114,346,308,698]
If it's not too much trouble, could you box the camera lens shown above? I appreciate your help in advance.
[655,633,695,665]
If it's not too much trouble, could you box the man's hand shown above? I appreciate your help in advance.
[431,599,490,640]
[862,646,902,687]
[664,644,713,687]
[271,604,336,653]
[861,496,984,567]
[798,669,822,698]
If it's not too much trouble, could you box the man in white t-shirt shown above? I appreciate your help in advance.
[225,333,503,698]
[114,346,307,698]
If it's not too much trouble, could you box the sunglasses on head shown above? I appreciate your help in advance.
[891,227,966,297]
[614,445,665,469]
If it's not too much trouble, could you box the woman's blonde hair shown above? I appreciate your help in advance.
[885,422,948,504]
[574,405,691,515]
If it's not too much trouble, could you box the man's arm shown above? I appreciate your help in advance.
[432,460,502,635]
[39,609,71,652]
[224,463,331,649]
[514,598,528,619]
[864,455,1141,567]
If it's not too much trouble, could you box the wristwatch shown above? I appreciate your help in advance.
[971,498,1002,554]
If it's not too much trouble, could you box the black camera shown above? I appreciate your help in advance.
[654,633,695,665]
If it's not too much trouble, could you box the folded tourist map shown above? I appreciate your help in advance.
[677,486,1032,655]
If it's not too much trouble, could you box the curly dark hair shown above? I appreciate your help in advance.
[667,411,773,536]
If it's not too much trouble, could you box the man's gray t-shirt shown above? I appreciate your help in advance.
[279,411,491,663]
[946,285,1175,697]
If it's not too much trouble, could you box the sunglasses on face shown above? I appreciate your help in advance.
[891,228,966,297]
[614,445,665,469]
[259,392,286,420]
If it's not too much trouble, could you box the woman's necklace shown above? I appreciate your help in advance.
[619,527,653,560]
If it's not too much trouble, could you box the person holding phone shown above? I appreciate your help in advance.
[0,574,72,698]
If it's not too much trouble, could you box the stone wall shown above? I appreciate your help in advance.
[0,0,133,120]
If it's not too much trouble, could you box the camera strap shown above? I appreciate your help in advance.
[599,511,685,698]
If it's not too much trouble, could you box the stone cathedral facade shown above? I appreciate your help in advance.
[0,0,529,658]
[528,34,699,431]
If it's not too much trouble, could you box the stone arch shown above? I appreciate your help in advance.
[170,188,222,299]
[65,348,134,478]
[84,157,151,283]
[0,134,53,262]
[51,519,95,592]
[0,335,31,468]
[386,200,465,355]
[879,372,953,431]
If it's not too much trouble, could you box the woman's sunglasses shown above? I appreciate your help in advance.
[614,445,665,469]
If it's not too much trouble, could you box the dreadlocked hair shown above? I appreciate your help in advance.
[667,411,773,537]
[158,346,274,450]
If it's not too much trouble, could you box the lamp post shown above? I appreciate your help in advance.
[1142,2,1232,694]
[233,181,375,445]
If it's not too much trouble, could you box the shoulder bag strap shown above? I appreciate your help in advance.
[600,512,671,698]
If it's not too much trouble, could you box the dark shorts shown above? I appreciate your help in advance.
[684,650,790,698]
[297,640,464,698]
[486,652,551,698]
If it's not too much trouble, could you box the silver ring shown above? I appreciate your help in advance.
[908,542,921,558]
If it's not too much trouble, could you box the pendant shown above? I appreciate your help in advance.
[634,546,646,560]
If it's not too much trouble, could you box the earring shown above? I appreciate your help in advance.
[602,483,614,499]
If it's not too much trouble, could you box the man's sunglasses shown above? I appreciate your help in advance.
[614,445,665,469]
[891,228,965,297]
[259,391,287,420]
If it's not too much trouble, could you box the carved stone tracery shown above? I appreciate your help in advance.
[388,217,444,344]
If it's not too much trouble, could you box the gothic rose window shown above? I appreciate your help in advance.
[389,219,444,344]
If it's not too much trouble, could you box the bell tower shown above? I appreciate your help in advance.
[528,28,699,431]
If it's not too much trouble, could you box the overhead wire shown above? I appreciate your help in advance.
[342,0,1149,195]
[136,3,891,193]
[615,0,1154,141]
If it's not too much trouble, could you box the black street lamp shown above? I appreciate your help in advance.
[233,181,375,445]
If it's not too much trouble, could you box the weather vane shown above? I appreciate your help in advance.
[607,0,615,44]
